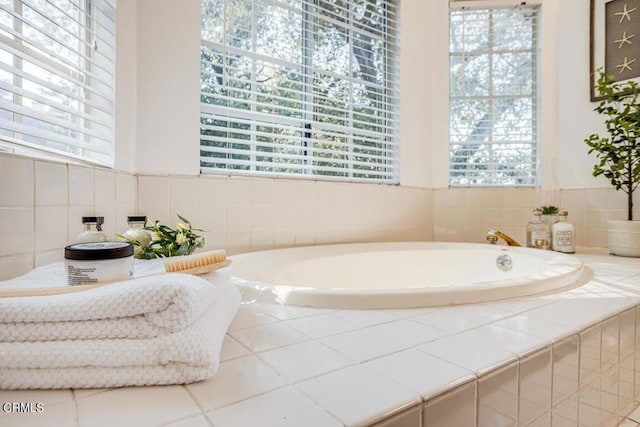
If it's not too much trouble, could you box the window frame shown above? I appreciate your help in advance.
[200,0,400,184]
[448,0,541,187]
[0,0,116,167]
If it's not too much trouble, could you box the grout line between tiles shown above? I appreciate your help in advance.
[70,389,79,427]
[181,384,206,414]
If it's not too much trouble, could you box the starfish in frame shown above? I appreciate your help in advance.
[614,3,638,23]
[615,56,637,74]
[614,31,635,49]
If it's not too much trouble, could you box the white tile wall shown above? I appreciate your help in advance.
[519,347,552,426]
[477,362,519,426]
[552,335,579,415]
[432,187,640,248]
[423,380,476,427]
[0,154,137,280]
[1,151,634,281]
[0,155,33,207]
[142,175,433,256]
[374,405,422,427]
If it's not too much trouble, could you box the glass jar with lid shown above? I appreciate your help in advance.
[76,216,108,243]
[123,215,152,248]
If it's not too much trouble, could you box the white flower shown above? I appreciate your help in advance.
[152,232,162,241]
[133,246,144,257]
[176,233,187,245]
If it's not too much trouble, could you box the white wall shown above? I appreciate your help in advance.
[556,0,611,189]
[135,0,201,175]
[399,0,435,187]
[113,0,138,173]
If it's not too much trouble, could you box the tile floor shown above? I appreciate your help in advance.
[621,406,640,426]
[1,248,640,426]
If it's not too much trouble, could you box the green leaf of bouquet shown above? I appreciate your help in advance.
[177,214,192,227]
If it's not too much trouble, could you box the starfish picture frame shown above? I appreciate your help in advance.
[590,0,640,101]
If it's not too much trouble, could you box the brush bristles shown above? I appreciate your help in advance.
[164,249,227,273]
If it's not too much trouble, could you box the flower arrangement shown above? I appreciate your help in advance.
[118,214,205,259]
[538,206,559,215]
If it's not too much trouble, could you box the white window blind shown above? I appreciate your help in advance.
[449,3,539,186]
[0,0,116,166]
[200,0,399,183]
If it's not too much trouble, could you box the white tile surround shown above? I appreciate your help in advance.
[433,188,640,249]
[138,173,432,256]
[4,153,640,426]
[1,250,640,427]
[0,154,432,280]
[3,152,638,281]
[0,155,137,280]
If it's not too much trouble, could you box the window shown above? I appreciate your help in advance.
[0,0,116,166]
[200,0,399,183]
[449,2,539,186]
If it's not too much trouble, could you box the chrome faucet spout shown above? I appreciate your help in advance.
[486,228,521,247]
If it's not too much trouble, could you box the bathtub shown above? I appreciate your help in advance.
[229,242,585,309]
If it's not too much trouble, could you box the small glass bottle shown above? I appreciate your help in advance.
[527,209,551,250]
[76,216,108,243]
[123,215,151,247]
[552,211,575,254]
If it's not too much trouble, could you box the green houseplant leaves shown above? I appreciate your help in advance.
[585,71,640,221]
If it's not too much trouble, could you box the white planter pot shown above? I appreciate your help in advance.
[608,220,640,257]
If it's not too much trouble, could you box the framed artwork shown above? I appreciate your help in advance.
[590,0,640,101]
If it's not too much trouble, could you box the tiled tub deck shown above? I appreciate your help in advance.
[1,249,640,427]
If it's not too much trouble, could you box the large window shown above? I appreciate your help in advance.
[449,3,539,186]
[0,0,116,166]
[200,0,399,183]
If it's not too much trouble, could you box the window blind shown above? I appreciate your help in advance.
[200,0,399,183]
[0,0,116,166]
[449,3,539,186]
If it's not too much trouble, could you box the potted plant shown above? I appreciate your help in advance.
[538,205,559,227]
[585,71,640,256]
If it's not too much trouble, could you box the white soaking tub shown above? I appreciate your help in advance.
[230,242,585,309]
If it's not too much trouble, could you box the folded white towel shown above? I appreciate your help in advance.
[0,282,241,389]
[0,262,232,342]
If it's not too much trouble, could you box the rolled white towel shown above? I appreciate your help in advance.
[0,262,232,342]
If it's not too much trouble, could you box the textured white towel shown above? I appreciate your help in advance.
[0,283,241,389]
[0,262,233,342]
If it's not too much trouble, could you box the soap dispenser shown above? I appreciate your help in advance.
[76,216,108,243]
[122,215,152,247]
[526,209,551,250]
[552,211,575,253]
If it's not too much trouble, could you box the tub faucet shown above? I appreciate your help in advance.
[486,228,521,247]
